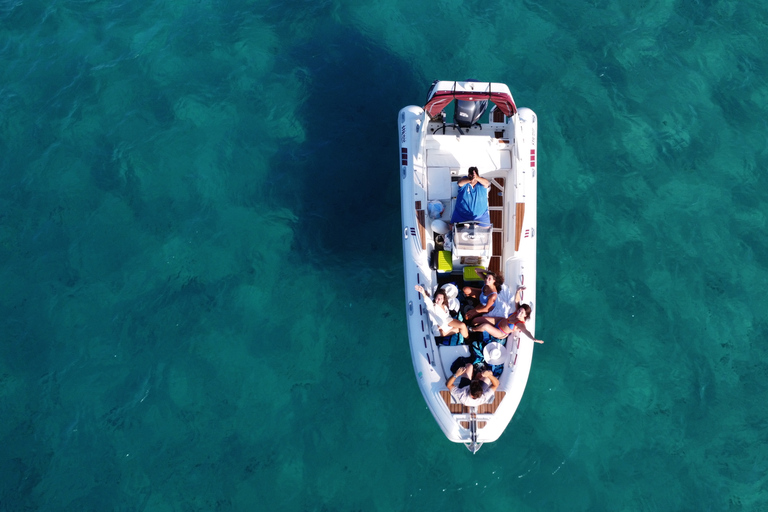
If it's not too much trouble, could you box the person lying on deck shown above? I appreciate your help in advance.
[462,268,503,321]
[470,286,545,344]
[415,285,469,339]
[450,166,491,226]
[445,363,499,407]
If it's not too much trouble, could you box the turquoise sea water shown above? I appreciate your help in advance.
[2,0,768,510]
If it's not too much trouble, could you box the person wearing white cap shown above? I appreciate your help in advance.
[414,285,469,339]
[445,362,499,406]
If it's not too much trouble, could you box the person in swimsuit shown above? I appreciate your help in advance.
[415,285,469,338]
[471,286,544,343]
[462,268,503,321]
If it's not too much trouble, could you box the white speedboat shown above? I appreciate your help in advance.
[399,80,539,452]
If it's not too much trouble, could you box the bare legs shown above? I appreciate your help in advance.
[440,319,469,338]
[471,317,511,339]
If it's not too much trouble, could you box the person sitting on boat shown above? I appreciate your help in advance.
[415,285,469,339]
[462,268,502,321]
[450,166,491,226]
[471,286,545,344]
[445,362,499,406]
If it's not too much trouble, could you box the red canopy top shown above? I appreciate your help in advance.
[424,80,517,119]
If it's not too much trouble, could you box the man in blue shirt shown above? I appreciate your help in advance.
[450,166,491,226]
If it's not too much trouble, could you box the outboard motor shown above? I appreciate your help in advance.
[454,98,488,129]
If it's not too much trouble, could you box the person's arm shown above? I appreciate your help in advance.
[481,370,500,391]
[445,365,468,388]
[475,176,490,188]
[517,323,544,344]
[475,268,489,279]
[514,285,525,307]
[416,285,439,323]
[457,176,471,186]
[473,293,497,315]
[467,295,497,320]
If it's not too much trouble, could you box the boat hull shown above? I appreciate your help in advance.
[399,84,538,448]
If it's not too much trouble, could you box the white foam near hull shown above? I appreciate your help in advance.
[399,81,538,450]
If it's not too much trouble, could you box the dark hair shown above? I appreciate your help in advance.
[433,290,449,305]
[469,380,484,399]
[468,166,479,177]
[520,304,532,320]
[486,271,504,288]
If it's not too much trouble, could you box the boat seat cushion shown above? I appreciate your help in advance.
[463,266,485,281]
[439,345,472,378]
[427,167,452,200]
[436,250,452,272]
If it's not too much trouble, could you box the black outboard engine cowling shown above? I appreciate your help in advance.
[454,98,488,128]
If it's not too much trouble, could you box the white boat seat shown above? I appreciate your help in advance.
[438,345,472,377]
[427,167,452,200]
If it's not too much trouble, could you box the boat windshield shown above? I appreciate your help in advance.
[453,222,492,255]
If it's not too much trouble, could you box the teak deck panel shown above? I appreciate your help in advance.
[515,203,525,252]
[488,178,505,207]
[415,201,426,250]
[489,178,505,271]
[439,390,507,417]
[489,209,503,227]
[489,258,501,274]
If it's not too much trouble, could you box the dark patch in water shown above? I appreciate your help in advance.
[258,24,423,269]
